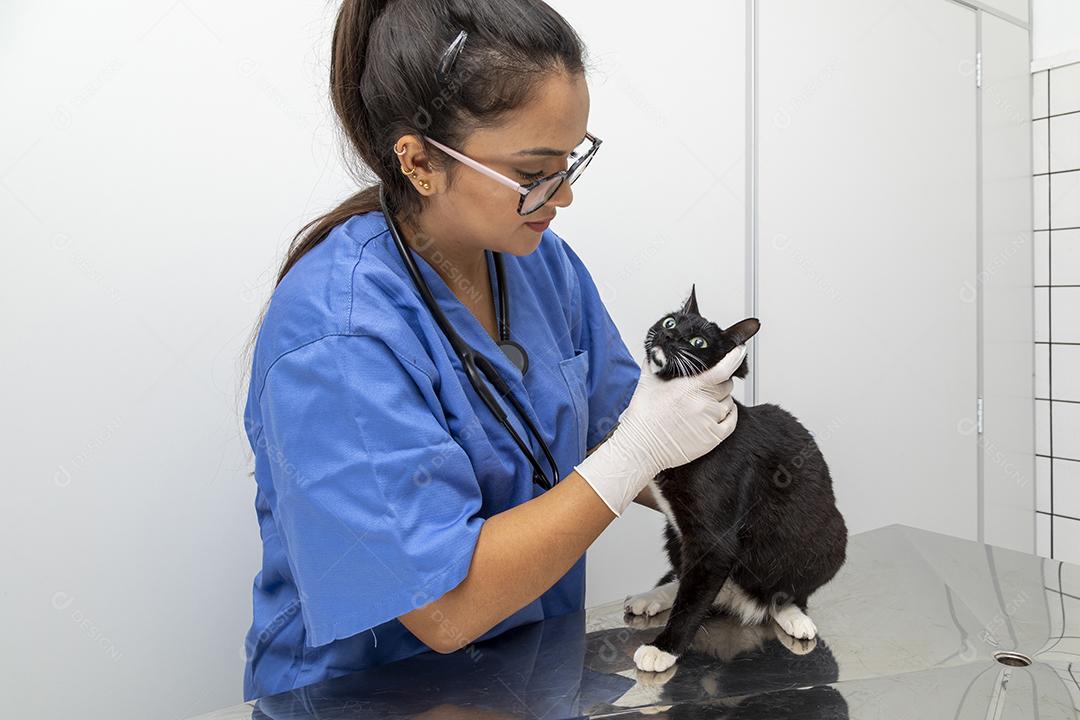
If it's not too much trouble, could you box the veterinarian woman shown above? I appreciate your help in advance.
[240,0,747,701]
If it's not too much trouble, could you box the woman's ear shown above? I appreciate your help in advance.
[394,134,438,197]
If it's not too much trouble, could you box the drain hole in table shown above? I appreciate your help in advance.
[993,651,1032,667]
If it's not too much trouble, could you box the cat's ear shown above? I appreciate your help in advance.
[680,284,699,316]
[724,318,761,345]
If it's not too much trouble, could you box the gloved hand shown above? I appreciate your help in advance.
[573,344,746,517]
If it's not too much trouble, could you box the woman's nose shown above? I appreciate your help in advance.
[550,178,573,208]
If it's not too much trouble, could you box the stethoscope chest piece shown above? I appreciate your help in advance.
[498,338,529,375]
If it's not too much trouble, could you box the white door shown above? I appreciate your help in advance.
[979,11,1035,553]
[755,0,980,539]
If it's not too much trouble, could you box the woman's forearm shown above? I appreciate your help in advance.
[398,468,617,653]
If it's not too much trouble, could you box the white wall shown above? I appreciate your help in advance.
[0,1,1042,719]
[1033,0,1080,64]
[1,2,345,718]
[3,1,741,717]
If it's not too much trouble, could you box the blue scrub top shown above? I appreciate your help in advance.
[241,210,641,701]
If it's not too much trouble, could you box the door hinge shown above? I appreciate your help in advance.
[976,398,984,434]
[975,52,982,88]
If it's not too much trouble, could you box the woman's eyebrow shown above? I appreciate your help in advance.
[513,146,566,157]
[513,134,588,157]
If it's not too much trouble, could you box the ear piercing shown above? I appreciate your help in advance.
[400,165,431,190]
[395,142,431,190]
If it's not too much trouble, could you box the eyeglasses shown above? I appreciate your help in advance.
[422,132,601,215]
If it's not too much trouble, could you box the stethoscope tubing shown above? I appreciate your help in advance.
[379,186,560,490]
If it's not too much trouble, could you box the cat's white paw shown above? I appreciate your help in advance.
[624,581,678,616]
[624,594,664,617]
[773,624,818,655]
[634,644,679,672]
[771,604,818,640]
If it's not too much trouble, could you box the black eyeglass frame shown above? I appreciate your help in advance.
[420,132,603,216]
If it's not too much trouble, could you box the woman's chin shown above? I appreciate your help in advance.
[501,227,544,254]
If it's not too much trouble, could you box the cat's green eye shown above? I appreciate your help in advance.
[662,317,676,329]
[690,337,707,348]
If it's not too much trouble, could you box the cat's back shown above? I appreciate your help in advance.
[733,399,817,447]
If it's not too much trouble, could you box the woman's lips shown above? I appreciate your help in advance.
[525,217,553,232]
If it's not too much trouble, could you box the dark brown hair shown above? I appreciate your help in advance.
[236,0,587,427]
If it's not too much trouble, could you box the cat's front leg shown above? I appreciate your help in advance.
[624,579,679,617]
[634,556,732,672]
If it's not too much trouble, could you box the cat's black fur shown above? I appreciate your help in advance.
[634,284,848,666]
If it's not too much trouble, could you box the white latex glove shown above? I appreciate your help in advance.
[574,344,747,517]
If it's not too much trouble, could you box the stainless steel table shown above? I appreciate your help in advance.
[193,524,1080,718]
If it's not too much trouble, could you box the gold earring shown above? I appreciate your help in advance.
[400,165,431,190]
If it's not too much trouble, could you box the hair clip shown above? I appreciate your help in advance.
[436,30,468,85]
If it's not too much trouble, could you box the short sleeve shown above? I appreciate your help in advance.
[558,238,643,452]
[256,333,485,648]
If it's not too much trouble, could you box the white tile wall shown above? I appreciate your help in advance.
[1055,516,1080,565]
[1037,398,1052,455]
[1034,174,1050,230]
[1036,231,1051,285]
[1036,287,1050,341]
[1036,343,1051,397]
[1054,401,1080,459]
[1056,458,1080,518]
[1054,343,1080,400]
[1034,60,1080,561]
[1052,229,1080,284]
[1051,113,1080,172]
[1050,63,1080,117]
[1034,70,1049,120]
[1034,118,1050,174]
[1053,287,1080,342]
[1038,456,1052,512]
[1050,171,1080,229]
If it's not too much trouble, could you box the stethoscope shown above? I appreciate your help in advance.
[380,185,560,491]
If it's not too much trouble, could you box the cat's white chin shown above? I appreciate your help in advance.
[648,346,666,371]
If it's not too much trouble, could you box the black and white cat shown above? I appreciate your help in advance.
[626,285,848,673]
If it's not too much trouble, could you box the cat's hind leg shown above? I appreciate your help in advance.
[770,601,818,640]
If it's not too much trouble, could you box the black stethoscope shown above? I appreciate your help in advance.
[380,185,560,490]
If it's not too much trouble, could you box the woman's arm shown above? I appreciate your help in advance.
[397,467,617,653]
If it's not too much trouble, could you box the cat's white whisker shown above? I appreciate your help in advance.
[673,353,688,377]
[687,354,707,373]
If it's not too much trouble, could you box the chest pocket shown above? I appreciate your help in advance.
[558,348,590,461]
